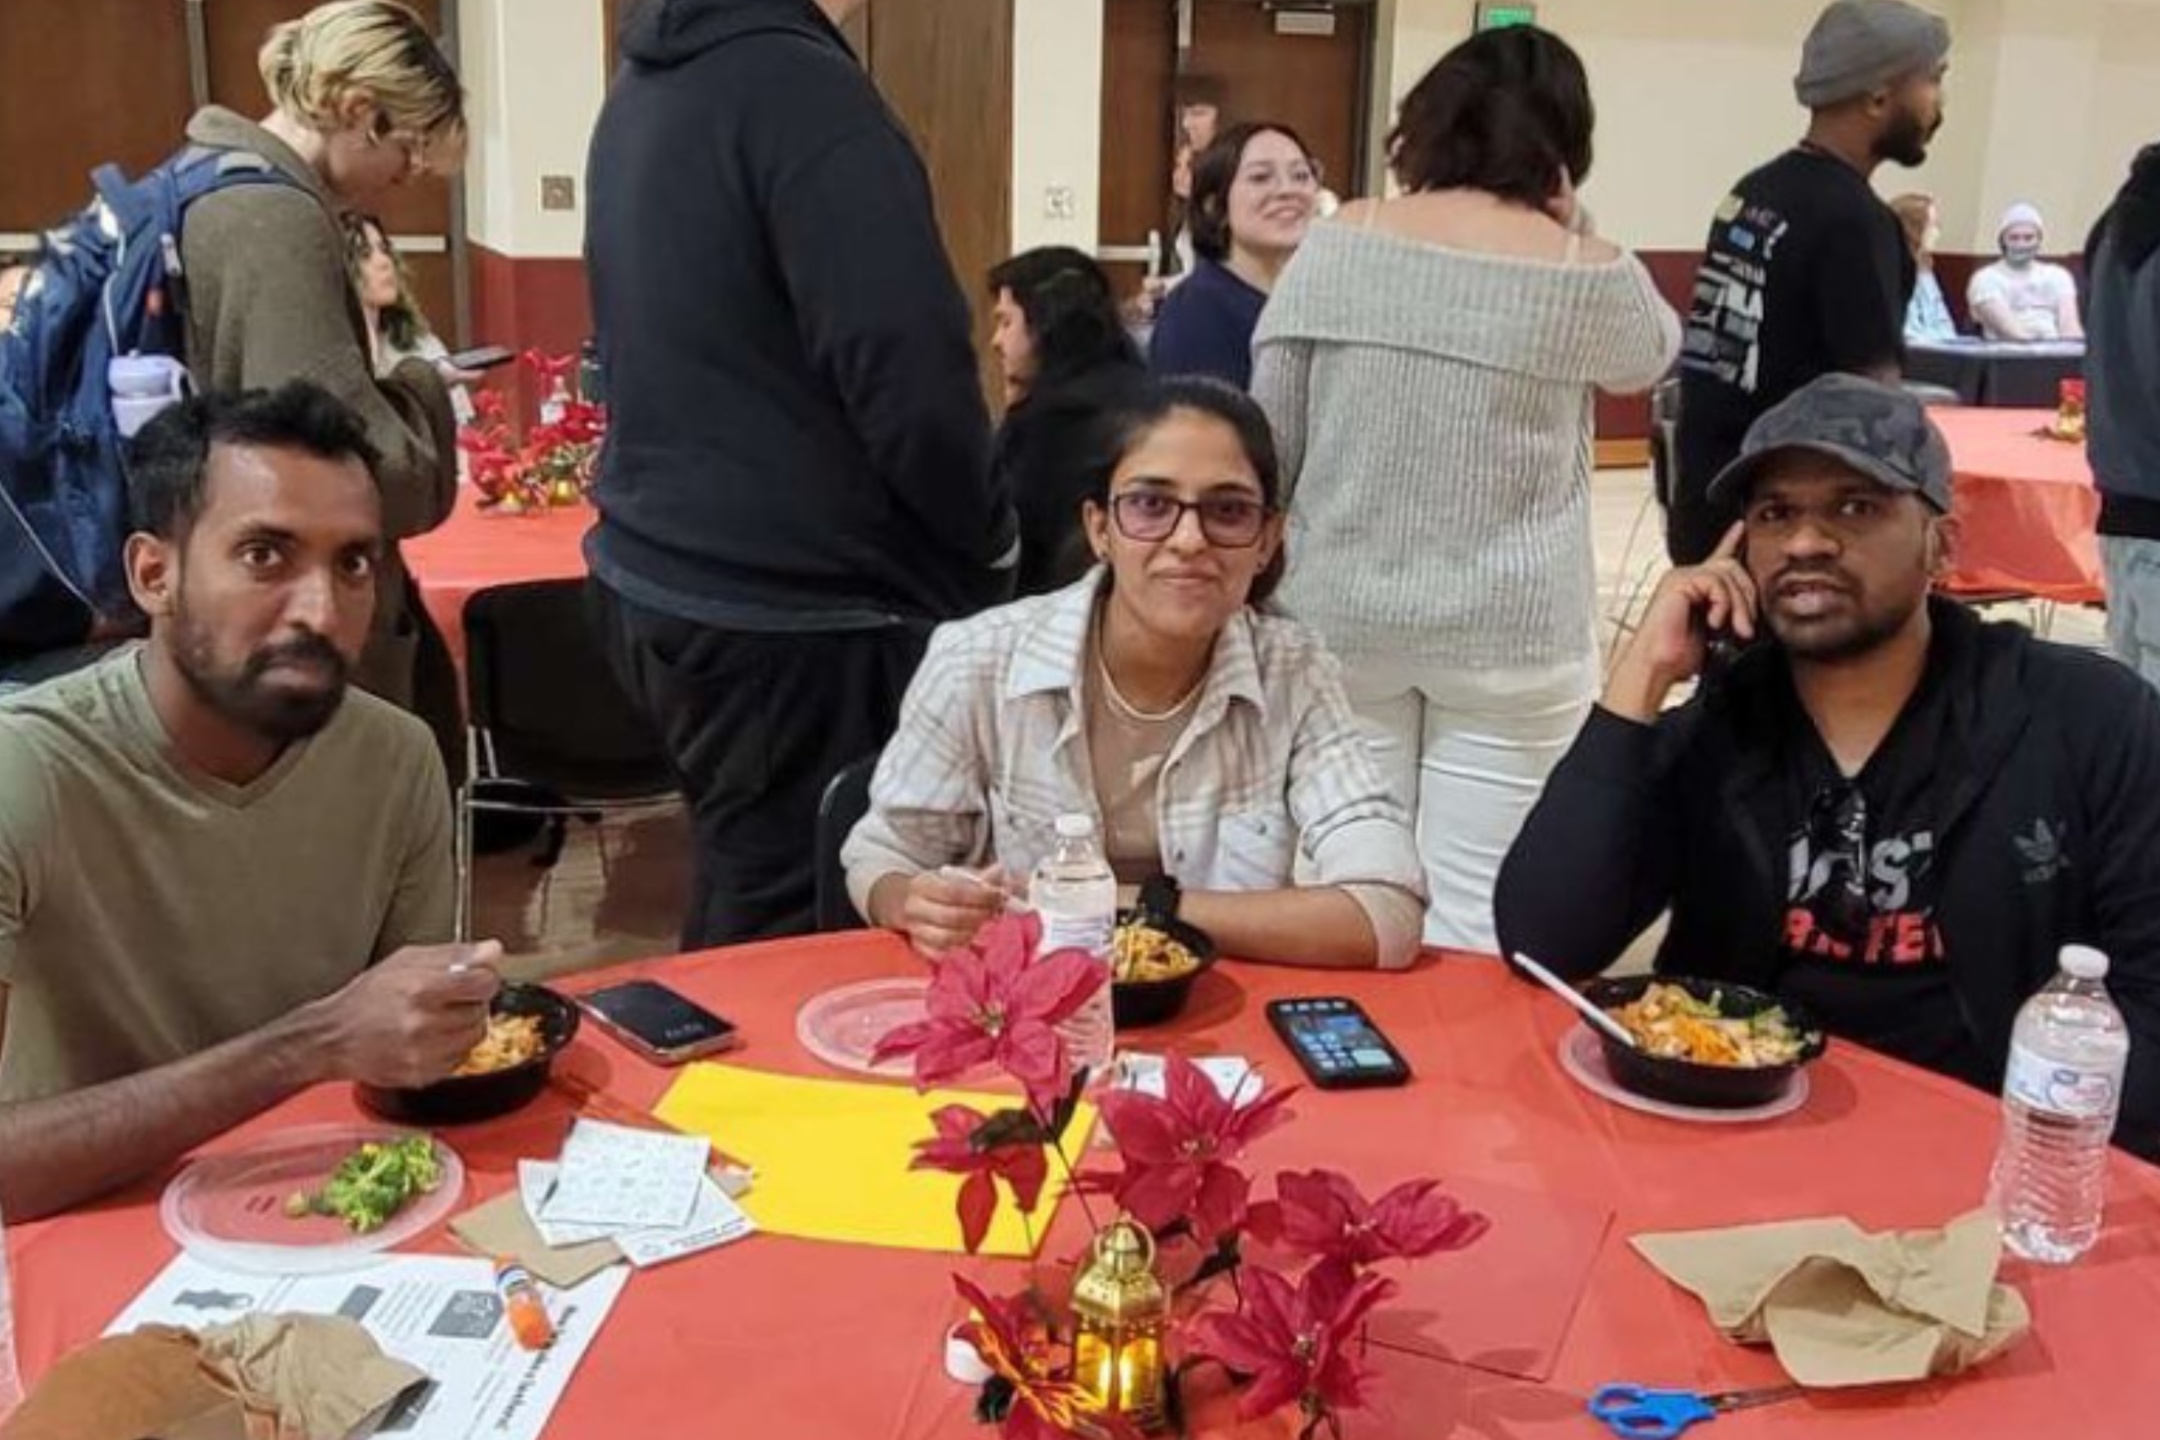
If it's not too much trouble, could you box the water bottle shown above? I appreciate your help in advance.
[108,352,189,439]
[1989,944,2131,1264]
[0,1208,21,1417]
[1031,813,1118,1078]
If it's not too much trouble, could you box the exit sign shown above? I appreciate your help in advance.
[1476,2,1538,28]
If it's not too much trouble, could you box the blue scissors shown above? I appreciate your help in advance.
[1588,1383,1808,1438]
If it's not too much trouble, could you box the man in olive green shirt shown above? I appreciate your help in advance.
[0,383,501,1220]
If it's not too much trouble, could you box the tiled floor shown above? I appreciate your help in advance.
[482,467,2106,981]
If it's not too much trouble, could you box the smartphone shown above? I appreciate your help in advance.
[581,980,739,1065]
[1266,997,1411,1089]
[445,344,516,371]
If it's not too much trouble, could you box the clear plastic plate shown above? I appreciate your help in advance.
[795,977,941,1079]
[160,1122,465,1275]
[1556,1026,1809,1125]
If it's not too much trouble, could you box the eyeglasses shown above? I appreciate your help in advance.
[1110,490,1270,548]
[1806,781,1873,945]
[369,114,430,177]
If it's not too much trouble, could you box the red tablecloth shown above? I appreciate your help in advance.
[1933,408,2103,605]
[11,935,2159,1437]
[403,490,591,668]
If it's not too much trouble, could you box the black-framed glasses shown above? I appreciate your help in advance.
[1110,491,1269,548]
[1807,781,1873,945]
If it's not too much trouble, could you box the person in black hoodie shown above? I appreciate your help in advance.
[986,247,1147,595]
[583,0,1014,944]
[1496,375,2160,1161]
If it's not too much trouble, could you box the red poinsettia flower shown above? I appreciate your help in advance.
[951,1276,1139,1440]
[1094,1055,1295,1244]
[1248,1169,1490,1283]
[1186,1263,1396,1424]
[912,1104,1051,1254]
[872,912,1105,1115]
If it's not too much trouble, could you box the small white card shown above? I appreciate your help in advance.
[540,1119,709,1230]
[1115,1053,1260,1107]
[521,1159,757,1266]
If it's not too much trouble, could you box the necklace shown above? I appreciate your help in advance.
[1093,616,1204,724]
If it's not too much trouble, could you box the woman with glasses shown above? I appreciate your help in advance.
[843,378,1426,970]
[1149,123,1321,390]
[177,0,467,715]
[1252,27,1680,953]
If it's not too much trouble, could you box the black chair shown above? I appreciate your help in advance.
[456,580,678,938]
[814,754,879,933]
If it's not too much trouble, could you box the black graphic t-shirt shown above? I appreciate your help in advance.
[1675,149,1914,534]
[1775,656,1983,1083]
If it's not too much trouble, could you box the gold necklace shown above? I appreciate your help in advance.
[1093,615,1204,723]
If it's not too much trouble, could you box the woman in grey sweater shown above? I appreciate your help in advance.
[1252,26,1679,953]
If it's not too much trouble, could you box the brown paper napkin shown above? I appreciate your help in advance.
[1631,1210,2030,1388]
[449,1188,624,1289]
[0,1315,423,1440]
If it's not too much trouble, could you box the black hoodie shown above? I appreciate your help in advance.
[1496,601,2160,1161]
[584,0,1011,629]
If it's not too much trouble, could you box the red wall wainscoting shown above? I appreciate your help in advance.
[468,243,595,430]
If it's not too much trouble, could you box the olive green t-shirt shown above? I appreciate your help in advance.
[0,647,454,1103]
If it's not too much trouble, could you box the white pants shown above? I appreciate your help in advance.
[1339,650,1598,953]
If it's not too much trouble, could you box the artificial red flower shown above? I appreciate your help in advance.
[1186,1263,1396,1426]
[1095,1055,1295,1244]
[951,1276,1137,1440]
[1248,1169,1490,1283]
[912,1104,1051,1254]
[872,912,1105,1115]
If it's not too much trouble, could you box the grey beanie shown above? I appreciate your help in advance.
[1794,0,1951,109]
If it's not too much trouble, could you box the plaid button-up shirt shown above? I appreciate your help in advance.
[843,574,1425,960]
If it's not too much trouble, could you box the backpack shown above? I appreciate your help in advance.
[0,145,299,657]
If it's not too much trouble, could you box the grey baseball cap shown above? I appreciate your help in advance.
[1705,374,1954,513]
[1794,0,1951,109]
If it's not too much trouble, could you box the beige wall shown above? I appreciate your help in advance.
[1010,0,1105,254]
[1385,0,2160,254]
[457,0,608,257]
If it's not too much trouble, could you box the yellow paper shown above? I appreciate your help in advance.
[655,1064,1094,1257]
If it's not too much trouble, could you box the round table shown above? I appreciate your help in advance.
[403,489,592,670]
[1932,408,2104,606]
[1907,341,2084,409]
[10,934,2158,1437]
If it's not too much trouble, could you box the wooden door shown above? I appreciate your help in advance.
[201,0,459,335]
[861,0,1014,406]
[0,0,193,248]
[1098,0,1372,300]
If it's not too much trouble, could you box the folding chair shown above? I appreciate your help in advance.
[454,580,678,940]
[813,753,880,933]
[1605,376,1683,664]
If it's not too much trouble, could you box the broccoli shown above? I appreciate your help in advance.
[286,1136,444,1233]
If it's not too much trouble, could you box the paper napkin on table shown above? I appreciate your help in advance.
[1630,1209,2030,1387]
[654,1063,1095,1257]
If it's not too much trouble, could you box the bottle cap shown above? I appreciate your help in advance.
[1054,813,1097,839]
[2061,944,2109,981]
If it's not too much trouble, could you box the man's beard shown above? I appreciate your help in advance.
[1878,106,1939,168]
[172,609,352,743]
[1765,576,1920,664]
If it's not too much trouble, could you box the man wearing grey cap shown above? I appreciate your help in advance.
[1498,375,2160,1160]
[1671,0,1951,565]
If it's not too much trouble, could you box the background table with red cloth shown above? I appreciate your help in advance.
[403,490,591,669]
[1933,407,2104,605]
[11,934,2159,1437]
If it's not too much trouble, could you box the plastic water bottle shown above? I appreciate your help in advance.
[1989,944,2131,1264]
[0,1208,21,1417]
[1031,813,1117,1077]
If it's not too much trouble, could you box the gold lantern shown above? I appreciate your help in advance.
[1070,1218,1169,1431]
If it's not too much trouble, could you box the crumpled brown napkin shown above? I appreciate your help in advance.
[0,1314,424,1440]
[1631,1210,2030,1388]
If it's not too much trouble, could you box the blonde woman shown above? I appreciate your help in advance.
[178,0,467,711]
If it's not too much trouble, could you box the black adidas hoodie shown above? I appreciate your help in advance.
[584,0,1012,629]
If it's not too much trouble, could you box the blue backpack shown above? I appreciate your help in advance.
[0,146,299,656]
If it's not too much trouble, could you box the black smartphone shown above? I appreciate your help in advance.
[581,980,739,1065]
[445,344,516,371]
[1265,997,1411,1089]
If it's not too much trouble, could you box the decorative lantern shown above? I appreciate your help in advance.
[1070,1219,1169,1431]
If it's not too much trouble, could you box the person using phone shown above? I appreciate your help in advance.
[842,378,1425,970]
[1494,374,2160,1161]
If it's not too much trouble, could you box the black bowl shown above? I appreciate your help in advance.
[1110,915,1218,1028]
[358,982,581,1125]
[1577,975,1826,1110]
